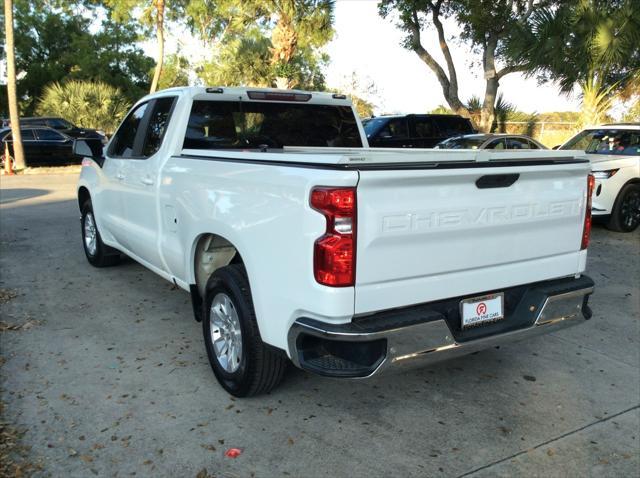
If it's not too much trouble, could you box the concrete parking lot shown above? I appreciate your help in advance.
[1,173,638,477]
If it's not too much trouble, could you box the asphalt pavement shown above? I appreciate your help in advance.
[1,173,638,477]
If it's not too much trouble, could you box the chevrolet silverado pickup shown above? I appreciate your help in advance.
[75,87,595,397]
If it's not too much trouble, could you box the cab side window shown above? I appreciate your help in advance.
[109,102,148,158]
[506,138,530,149]
[5,129,35,141]
[487,139,506,150]
[36,129,65,141]
[378,118,408,139]
[142,97,177,157]
[412,118,437,138]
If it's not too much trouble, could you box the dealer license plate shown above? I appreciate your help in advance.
[460,293,504,329]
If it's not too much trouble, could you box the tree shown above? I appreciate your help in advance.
[158,54,190,89]
[36,81,131,135]
[506,0,640,125]
[267,0,334,89]
[149,0,166,92]
[0,1,153,115]
[101,0,179,93]
[330,71,378,118]
[189,0,334,90]
[378,0,551,132]
[3,0,26,170]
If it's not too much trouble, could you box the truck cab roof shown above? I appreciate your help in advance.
[139,86,354,107]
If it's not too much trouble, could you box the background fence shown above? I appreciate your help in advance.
[494,121,580,148]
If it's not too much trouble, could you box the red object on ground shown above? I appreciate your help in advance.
[224,448,242,458]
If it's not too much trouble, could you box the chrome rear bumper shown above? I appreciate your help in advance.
[287,275,594,378]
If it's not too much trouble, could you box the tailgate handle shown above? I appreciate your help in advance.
[476,174,519,189]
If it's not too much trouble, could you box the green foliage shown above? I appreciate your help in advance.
[578,76,617,127]
[36,81,131,134]
[198,30,273,87]
[378,1,553,131]
[429,105,453,114]
[158,54,190,89]
[622,100,640,122]
[329,72,377,118]
[0,0,153,115]
[506,0,640,93]
[190,0,334,89]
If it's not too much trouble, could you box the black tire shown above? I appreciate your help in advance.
[81,200,121,267]
[202,264,287,397]
[606,183,640,232]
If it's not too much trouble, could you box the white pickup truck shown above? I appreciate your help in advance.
[75,87,595,397]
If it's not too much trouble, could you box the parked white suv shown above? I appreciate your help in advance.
[75,87,595,396]
[561,124,640,232]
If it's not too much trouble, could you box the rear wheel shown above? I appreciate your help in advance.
[607,184,640,232]
[81,200,121,267]
[202,264,287,397]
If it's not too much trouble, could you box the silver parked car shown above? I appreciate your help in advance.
[435,133,547,150]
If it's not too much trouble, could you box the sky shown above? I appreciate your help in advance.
[324,0,581,115]
[149,0,583,115]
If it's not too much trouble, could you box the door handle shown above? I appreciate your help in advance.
[141,176,154,186]
[116,172,125,180]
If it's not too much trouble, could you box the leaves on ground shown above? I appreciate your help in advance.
[0,289,18,304]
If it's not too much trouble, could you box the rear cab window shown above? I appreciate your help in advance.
[183,100,362,150]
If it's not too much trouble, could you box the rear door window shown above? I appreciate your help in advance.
[410,117,437,138]
[376,118,408,140]
[487,138,506,150]
[184,100,362,150]
[36,129,66,141]
[109,102,149,158]
[142,97,177,157]
[506,138,531,149]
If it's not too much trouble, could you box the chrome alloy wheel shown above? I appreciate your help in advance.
[84,212,97,256]
[210,293,243,373]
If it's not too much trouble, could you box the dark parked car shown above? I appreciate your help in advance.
[5,117,107,144]
[362,114,475,148]
[435,133,547,150]
[0,126,100,166]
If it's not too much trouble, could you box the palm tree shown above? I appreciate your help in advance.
[3,0,26,170]
[508,0,640,125]
[37,81,131,135]
[266,0,334,89]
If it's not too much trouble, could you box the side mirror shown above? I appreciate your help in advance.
[73,138,104,164]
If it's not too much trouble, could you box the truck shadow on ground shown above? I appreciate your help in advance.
[0,188,51,205]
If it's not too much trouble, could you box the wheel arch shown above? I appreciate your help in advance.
[78,186,91,211]
[190,232,247,299]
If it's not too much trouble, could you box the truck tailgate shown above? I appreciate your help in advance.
[355,161,589,314]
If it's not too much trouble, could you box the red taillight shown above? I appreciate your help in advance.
[310,187,356,287]
[581,174,595,250]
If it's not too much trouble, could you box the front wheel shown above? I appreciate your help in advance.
[202,264,287,397]
[607,183,640,232]
[81,200,121,267]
